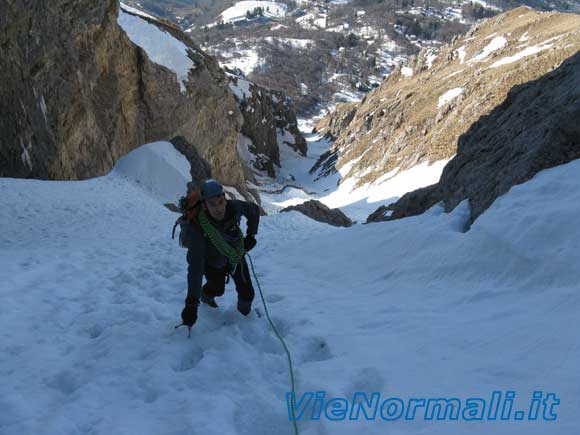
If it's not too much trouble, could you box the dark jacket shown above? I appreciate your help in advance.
[182,199,260,305]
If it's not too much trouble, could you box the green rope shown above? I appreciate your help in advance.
[199,208,245,269]
[247,253,299,435]
[199,209,299,433]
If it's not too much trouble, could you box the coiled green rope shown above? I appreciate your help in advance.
[198,208,299,434]
[199,208,245,270]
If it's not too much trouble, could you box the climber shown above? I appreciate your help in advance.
[179,179,260,330]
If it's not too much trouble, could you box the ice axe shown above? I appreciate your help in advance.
[174,322,192,338]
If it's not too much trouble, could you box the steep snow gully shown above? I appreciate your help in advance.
[1,136,580,435]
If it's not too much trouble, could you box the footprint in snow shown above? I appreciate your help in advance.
[265,294,284,303]
[346,366,387,394]
[295,336,333,364]
[171,346,204,372]
[45,369,82,396]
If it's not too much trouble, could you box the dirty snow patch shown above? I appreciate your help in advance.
[457,45,467,64]
[228,75,252,101]
[120,2,157,20]
[469,36,507,62]
[438,87,464,108]
[425,50,437,69]
[489,44,553,68]
[263,37,314,49]
[220,49,260,76]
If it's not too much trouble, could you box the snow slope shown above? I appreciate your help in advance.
[489,42,554,68]
[111,141,192,203]
[218,1,287,24]
[120,2,157,20]
[117,10,194,92]
[255,131,450,222]
[438,87,464,108]
[1,139,580,434]
[469,36,507,63]
[219,47,261,76]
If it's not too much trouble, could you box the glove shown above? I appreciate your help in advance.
[181,304,198,327]
[244,234,257,252]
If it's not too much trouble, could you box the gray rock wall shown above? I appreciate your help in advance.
[368,51,580,228]
[0,1,246,200]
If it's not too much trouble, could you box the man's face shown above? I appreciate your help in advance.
[204,194,226,221]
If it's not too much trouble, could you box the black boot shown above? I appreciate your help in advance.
[181,301,199,327]
[237,298,252,316]
[201,291,219,308]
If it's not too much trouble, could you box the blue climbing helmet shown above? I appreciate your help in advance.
[200,179,225,201]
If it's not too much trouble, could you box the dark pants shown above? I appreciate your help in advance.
[202,257,255,302]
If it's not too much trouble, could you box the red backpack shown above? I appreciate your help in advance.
[183,188,202,223]
[172,187,202,247]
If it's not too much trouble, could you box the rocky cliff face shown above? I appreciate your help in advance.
[309,102,358,180]
[0,0,240,184]
[228,74,307,178]
[0,0,305,203]
[367,51,580,227]
[314,7,580,188]
[314,102,358,141]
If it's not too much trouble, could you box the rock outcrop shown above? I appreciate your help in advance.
[169,136,212,186]
[229,74,307,178]
[315,7,580,189]
[0,1,305,204]
[367,51,580,228]
[0,0,246,188]
[309,102,358,181]
[314,102,358,140]
[281,200,353,227]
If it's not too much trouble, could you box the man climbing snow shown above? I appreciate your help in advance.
[180,179,260,330]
